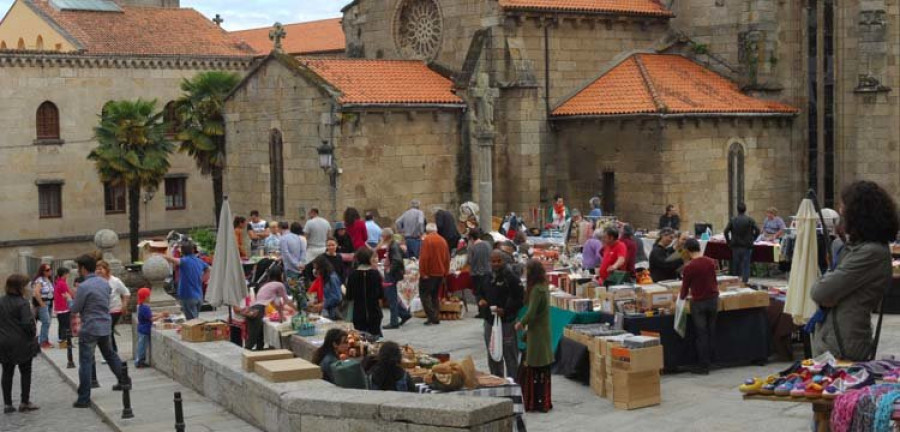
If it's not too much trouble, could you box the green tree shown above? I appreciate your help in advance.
[174,71,241,222]
[89,99,173,262]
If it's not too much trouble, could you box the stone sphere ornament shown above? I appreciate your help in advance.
[141,254,170,282]
[94,229,119,250]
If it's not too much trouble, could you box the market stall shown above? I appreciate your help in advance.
[703,240,780,263]
[738,353,900,432]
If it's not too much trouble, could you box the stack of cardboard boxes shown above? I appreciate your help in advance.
[242,349,321,383]
[180,319,230,343]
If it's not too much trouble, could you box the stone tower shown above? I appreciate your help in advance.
[117,0,180,7]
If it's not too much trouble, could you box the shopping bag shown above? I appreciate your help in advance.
[674,297,688,338]
[489,314,504,362]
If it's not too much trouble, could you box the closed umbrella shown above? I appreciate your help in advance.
[206,197,247,308]
[784,198,820,325]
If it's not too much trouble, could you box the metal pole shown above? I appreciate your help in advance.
[121,363,134,419]
[174,391,185,432]
[66,329,75,369]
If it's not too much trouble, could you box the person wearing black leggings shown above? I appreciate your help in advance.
[0,274,40,413]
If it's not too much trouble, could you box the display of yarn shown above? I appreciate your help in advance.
[830,383,900,432]
[739,353,872,400]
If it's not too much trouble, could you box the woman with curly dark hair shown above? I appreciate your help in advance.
[344,207,369,251]
[367,341,416,392]
[811,180,900,361]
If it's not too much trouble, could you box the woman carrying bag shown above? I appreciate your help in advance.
[515,260,553,412]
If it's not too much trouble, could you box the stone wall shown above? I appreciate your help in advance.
[224,58,335,221]
[835,0,900,197]
[337,110,463,219]
[553,121,666,228]
[224,58,464,224]
[0,55,246,275]
[554,119,802,232]
[151,328,515,432]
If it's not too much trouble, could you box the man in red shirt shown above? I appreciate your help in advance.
[680,238,719,375]
[418,223,450,325]
[597,227,627,284]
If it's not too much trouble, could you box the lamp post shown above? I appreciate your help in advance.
[317,140,338,221]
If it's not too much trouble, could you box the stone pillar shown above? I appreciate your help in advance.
[141,255,177,308]
[476,130,495,230]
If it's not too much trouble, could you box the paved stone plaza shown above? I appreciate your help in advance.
[20,286,900,432]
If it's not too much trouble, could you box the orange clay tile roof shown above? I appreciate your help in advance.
[232,18,345,55]
[498,0,674,17]
[25,0,253,56]
[299,58,464,106]
[552,54,798,117]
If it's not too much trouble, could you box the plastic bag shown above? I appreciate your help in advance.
[674,297,688,338]
[489,314,504,362]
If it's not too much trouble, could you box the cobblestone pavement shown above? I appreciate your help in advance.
[0,355,114,432]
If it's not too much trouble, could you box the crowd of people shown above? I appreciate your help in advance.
[3,181,896,415]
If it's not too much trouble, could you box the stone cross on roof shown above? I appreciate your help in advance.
[269,22,287,53]
[212,14,224,27]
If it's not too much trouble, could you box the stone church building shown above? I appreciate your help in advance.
[227,0,899,233]
[0,0,253,276]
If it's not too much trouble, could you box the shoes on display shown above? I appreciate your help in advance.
[843,367,874,390]
[739,377,764,395]
[804,382,824,399]
[790,381,807,398]
[884,369,900,383]
[775,376,800,397]
[822,379,845,400]
[779,361,803,377]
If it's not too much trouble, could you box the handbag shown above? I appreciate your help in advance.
[488,313,504,362]
[674,297,688,338]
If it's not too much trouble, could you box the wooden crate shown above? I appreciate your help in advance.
[612,369,661,410]
[242,349,294,372]
[255,358,322,383]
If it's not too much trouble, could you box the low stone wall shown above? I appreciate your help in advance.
[151,328,514,431]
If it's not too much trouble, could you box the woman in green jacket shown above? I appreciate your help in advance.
[515,260,553,412]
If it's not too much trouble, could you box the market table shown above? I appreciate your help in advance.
[594,307,769,371]
[703,241,778,263]
[743,395,833,432]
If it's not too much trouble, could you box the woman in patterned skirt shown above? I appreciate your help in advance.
[515,260,553,412]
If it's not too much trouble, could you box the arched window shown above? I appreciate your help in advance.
[269,129,285,217]
[17,38,25,50]
[35,35,43,50]
[36,101,60,141]
[0,41,7,50]
[163,101,178,138]
[728,141,746,219]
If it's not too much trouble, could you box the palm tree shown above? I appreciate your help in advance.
[89,99,173,262]
[174,71,241,222]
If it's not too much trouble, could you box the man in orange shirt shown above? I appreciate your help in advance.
[418,223,449,325]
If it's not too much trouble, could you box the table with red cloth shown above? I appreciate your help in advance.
[440,271,472,298]
[704,241,778,263]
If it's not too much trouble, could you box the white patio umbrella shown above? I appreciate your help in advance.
[784,198,820,325]
[205,197,248,308]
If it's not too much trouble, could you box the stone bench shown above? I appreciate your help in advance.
[151,328,514,431]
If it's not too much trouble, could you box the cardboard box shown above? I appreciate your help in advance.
[591,353,607,398]
[609,345,664,373]
[733,291,770,310]
[612,369,661,410]
[242,349,294,372]
[181,320,230,343]
[255,358,322,383]
[641,290,676,310]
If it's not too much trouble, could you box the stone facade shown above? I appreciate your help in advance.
[332,0,900,232]
[224,58,463,223]
[554,118,800,231]
[0,54,251,278]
